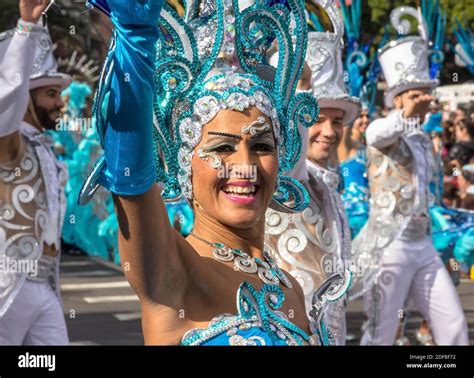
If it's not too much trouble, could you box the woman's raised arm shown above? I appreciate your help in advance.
[84,0,188,303]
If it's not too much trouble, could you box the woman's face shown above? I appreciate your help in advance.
[191,106,279,229]
[353,110,370,134]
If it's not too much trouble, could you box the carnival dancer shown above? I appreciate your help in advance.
[335,0,387,240]
[337,104,370,240]
[265,0,358,345]
[351,7,468,345]
[0,0,71,345]
[79,0,350,345]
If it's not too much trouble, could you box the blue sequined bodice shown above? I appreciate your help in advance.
[340,148,370,238]
[181,281,316,346]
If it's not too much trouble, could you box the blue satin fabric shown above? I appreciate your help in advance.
[87,0,163,195]
[340,148,370,238]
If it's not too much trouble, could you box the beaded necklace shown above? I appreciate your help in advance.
[190,232,293,288]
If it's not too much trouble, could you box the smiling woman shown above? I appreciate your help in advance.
[191,108,278,231]
[78,0,345,346]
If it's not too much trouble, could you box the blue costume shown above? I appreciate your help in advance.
[181,282,312,345]
[337,0,386,239]
[424,112,474,268]
[80,0,350,346]
[51,81,119,261]
[340,148,369,238]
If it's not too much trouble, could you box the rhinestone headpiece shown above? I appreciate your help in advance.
[153,0,320,213]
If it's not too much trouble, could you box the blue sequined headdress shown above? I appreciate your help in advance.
[339,0,388,116]
[152,0,319,213]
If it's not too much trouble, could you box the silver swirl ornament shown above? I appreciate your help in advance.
[15,148,39,184]
[212,244,235,262]
[234,251,258,274]
[347,50,368,69]
[12,184,35,221]
[257,266,279,285]
[309,269,352,337]
[390,6,419,36]
[17,236,39,259]
[265,209,291,235]
[277,228,308,263]
[324,269,352,302]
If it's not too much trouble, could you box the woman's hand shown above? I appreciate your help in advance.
[19,0,48,23]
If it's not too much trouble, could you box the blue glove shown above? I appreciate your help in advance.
[79,0,164,204]
[88,0,164,26]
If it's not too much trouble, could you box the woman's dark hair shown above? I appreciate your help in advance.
[448,142,474,166]
[459,119,474,139]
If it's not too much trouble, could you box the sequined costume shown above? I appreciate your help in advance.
[0,18,71,344]
[182,281,313,345]
[351,7,468,345]
[337,0,381,240]
[265,0,356,346]
[340,147,369,238]
[81,0,350,346]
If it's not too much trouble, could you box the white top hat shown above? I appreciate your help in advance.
[29,26,71,90]
[379,6,438,108]
[268,0,360,124]
[0,22,71,91]
[305,0,360,124]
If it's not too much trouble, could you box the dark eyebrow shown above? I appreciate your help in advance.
[207,131,241,140]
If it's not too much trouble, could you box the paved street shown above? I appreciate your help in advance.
[60,254,142,345]
[60,254,474,345]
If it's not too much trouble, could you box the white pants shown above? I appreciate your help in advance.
[0,280,69,345]
[360,237,469,345]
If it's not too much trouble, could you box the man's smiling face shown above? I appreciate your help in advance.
[307,107,345,168]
